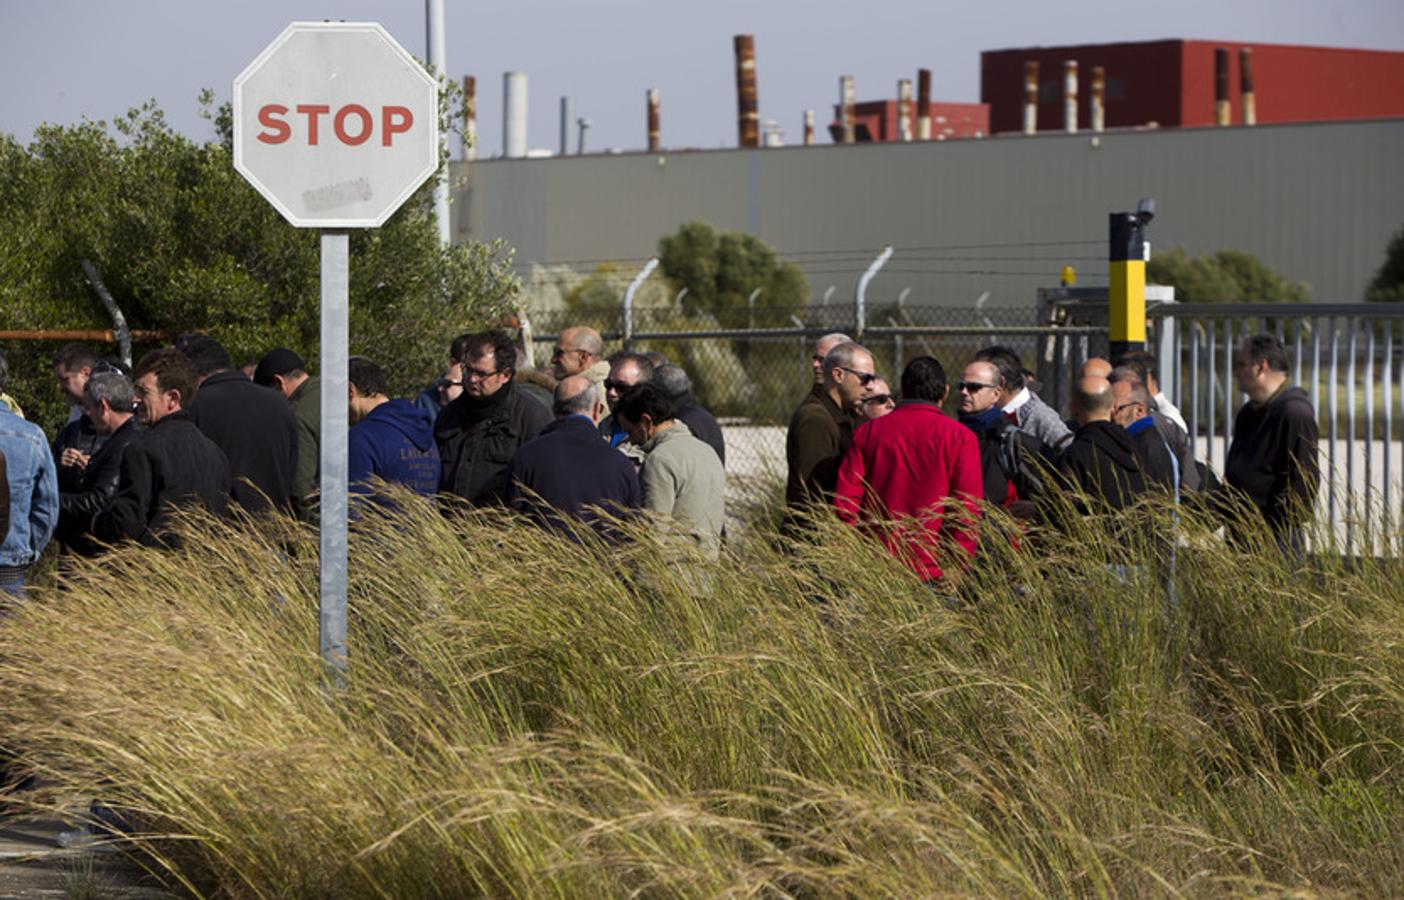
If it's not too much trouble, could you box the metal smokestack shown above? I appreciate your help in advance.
[1215,48,1231,126]
[463,75,477,160]
[897,78,914,141]
[503,72,528,158]
[1022,61,1039,134]
[1063,60,1078,133]
[916,68,932,140]
[647,88,661,152]
[559,96,572,156]
[803,109,815,145]
[1090,66,1105,133]
[840,75,856,143]
[734,35,760,148]
[577,118,591,155]
[1240,47,1257,125]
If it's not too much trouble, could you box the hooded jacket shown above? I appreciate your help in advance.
[1224,384,1319,532]
[1056,420,1151,512]
[435,382,551,505]
[349,399,440,497]
[187,370,298,515]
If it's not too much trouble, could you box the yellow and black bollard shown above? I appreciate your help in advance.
[1108,210,1148,357]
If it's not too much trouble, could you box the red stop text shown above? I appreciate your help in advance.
[257,104,415,147]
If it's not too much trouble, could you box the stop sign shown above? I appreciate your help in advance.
[233,22,439,228]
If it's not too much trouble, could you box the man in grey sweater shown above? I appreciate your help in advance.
[975,345,1072,456]
[614,383,725,558]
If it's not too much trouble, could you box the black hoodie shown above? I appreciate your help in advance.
[1224,384,1319,532]
[1057,420,1150,512]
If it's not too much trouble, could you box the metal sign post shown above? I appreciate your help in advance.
[233,22,440,680]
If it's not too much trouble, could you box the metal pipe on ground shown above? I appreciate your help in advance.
[1240,47,1257,125]
[1215,48,1231,126]
[462,75,477,160]
[897,78,914,141]
[559,96,572,156]
[917,68,932,139]
[503,72,528,157]
[647,88,660,152]
[1022,61,1039,134]
[734,35,760,148]
[840,75,856,143]
[1091,66,1105,133]
[1063,60,1078,133]
[803,109,815,145]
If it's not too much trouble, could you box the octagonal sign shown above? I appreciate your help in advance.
[233,22,439,228]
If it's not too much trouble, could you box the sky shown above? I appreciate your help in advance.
[2,0,1402,156]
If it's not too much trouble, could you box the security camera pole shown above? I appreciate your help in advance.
[1108,198,1155,357]
[233,22,440,685]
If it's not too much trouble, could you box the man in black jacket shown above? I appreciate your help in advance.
[1222,334,1320,549]
[653,364,725,468]
[1110,378,1178,493]
[57,371,145,554]
[435,330,551,506]
[506,375,640,539]
[956,359,1044,510]
[1057,376,1155,513]
[51,342,108,494]
[176,334,298,515]
[93,349,231,548]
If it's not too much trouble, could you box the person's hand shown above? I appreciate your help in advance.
[60,448,91,470]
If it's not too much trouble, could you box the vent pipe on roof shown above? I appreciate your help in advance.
[840,75,856,143]
[576,117,591,155]
[916,68,932,140]
[1090,66,1105,133]
[647,89,661,152]
[734,35,760,148]
[1239,48,1256,126]
[897,78,914,141]
[1214,48,1231,126]
[462,75,477,160]
[1063,60,1078,133]
[559,96,572,156]
[503,72,528,157]
[803,109,815,145]
[1022,61,1039,134]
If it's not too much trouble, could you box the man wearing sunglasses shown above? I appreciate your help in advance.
[974,345,1071,456]
[784,341,875,524]
[956,359,1044,509]
[857,378,896,422]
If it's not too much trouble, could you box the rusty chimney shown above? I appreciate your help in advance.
[897,78,914,141]
[1215,48,1231,125]
[1090,66,1105,133]
[734,35,760,148]
[840,75,856,143]
[1239,47,1256,126]
[462,75,477,160]
[803,109,815,146]
[916,68,932,140]
[1022,60,1039,134]
[647,88,661,152]
[1063,60,1078,133]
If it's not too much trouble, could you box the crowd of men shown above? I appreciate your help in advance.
[0,322,1320,595]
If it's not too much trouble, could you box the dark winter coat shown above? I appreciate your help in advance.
[1057,421,1152,513]
[505,414,641,537]
[58,417,144,554]
[289,376,321,519]
[92,411,231,548]
[348,400,440,497]
[1125,416,1178,493]
[1223,384,1319,534]
[52,413,108,493]
[187,370,298,515]
[435,383,551,506]
[672,394,725,468]
[785,385,853,509]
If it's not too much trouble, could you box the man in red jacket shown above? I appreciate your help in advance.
[834,356,984,583]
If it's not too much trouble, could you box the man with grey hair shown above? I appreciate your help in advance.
[58,370,146,554]
[811,332,853,386]
[506,374,641,537]
[0,350,59,593]
[654,364,725,467]
[785,341,876,521]
[550,326,610,414]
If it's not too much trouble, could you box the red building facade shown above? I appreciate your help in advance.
[829,100,990,142]
[981,39,1404,133]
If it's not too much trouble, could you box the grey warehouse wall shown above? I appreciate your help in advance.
[452,119,1404,309]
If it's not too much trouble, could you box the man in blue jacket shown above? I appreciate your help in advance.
[0,351,61,594]
[506,374,641,540]
[347,357,440,499]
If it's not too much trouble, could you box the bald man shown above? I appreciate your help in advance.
[1079,357,1112,380]
[1056,376,1152,511]
[505,374,640,539]
[550,326,610,414]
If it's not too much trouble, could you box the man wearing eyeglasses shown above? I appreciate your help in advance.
[785,341,875,524]
[550,326,610,415]
[434,329,551,506]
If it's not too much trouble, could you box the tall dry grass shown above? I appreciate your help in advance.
[0,490,1401,897]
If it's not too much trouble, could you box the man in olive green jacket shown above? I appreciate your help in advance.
[255,349,320,521]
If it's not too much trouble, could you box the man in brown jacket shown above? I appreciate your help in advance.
[784,341,876,523]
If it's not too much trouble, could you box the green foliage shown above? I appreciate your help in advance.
[658,221,808,326]
[1365,223,1404,302]
[0,97,517,434]
[2,496,1403,895]
[1148,246,1310,303]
